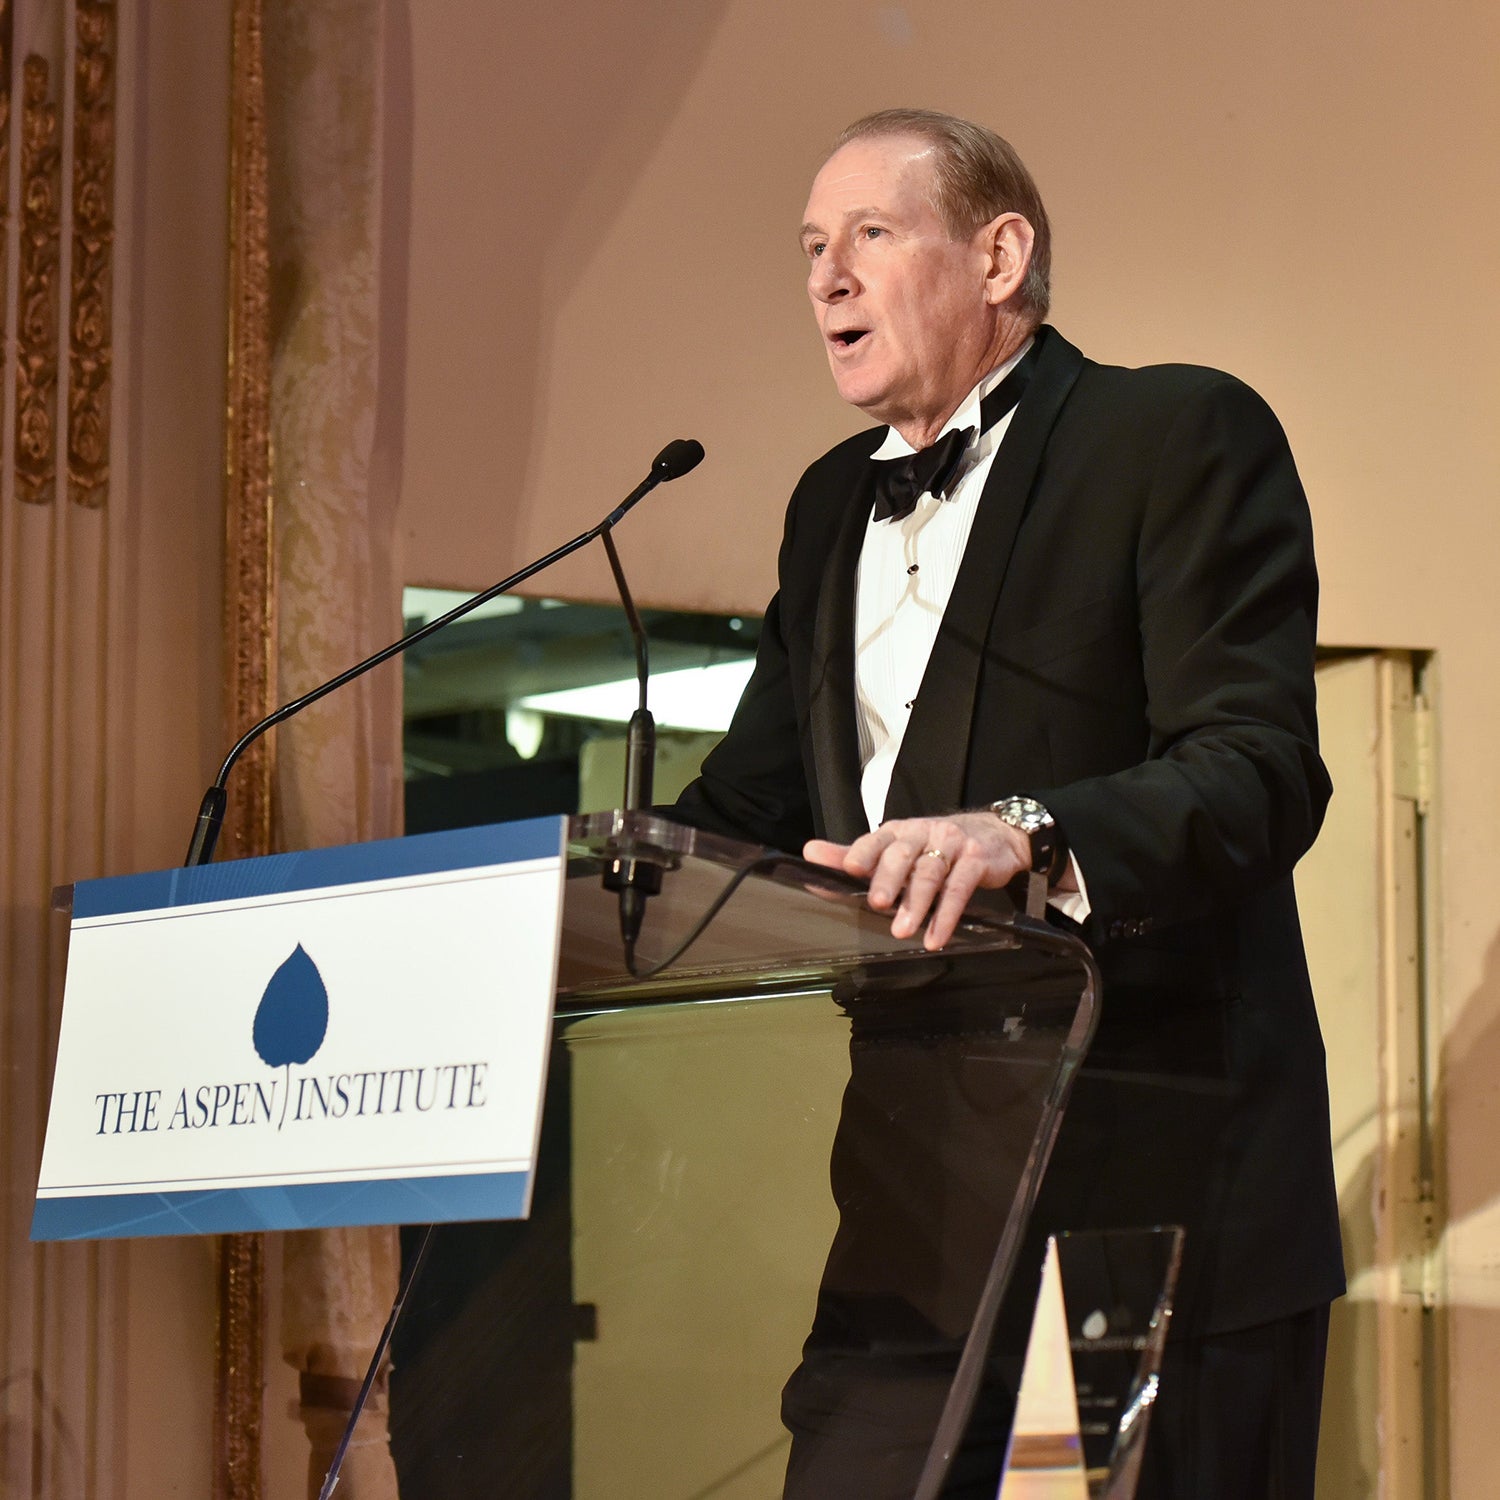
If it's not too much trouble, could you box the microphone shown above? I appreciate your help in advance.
[183,439,705,868]
[601,438,703,526]
[652,438,705,482]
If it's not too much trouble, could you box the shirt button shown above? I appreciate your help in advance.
[907,563,919,575]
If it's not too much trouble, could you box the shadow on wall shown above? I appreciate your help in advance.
[0,1369,84,1496]
[1439,923,1500,1229]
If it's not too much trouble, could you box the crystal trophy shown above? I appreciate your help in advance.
[999,1226,1185,1499]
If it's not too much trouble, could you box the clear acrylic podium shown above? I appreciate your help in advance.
[328,812,1107,1499]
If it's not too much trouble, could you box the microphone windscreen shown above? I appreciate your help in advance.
[652,438,706,482]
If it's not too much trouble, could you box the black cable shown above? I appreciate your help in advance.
[620,851,794,979]
[316,1222,436,1499]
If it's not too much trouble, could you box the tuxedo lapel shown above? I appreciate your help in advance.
[884,327,1087,820]
[808,468,875,843]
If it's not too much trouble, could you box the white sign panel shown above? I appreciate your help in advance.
[33,818,566,1240]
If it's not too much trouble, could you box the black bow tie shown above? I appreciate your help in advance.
[869,347,1038,523]
[870,426,972,522]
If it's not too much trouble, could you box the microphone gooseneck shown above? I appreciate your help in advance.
[183,439,705,868]
[598,518,661,947]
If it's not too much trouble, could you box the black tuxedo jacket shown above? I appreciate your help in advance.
[676,326,1345,1335]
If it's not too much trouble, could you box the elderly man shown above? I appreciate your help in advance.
[674,109,1343,1498]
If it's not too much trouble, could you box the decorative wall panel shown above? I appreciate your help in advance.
[69,0,115,509]
[263,0,404,1490]
[15,53,61,505]
[0,4,121,1498]
[0,0,13,427]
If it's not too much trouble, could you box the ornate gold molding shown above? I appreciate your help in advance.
[223,14,275,872]
[0,1,13,445]
[68,0,116,509]
[16,53,60,507]
[215,1233,266,1500]
[218,2,275,1497]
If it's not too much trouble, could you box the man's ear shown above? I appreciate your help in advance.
[980,213,1035,307]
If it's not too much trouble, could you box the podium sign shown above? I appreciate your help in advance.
[32,818,566,1241]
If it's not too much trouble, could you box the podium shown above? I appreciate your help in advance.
[341,812,1104,1499]
[42,810,1133,1496]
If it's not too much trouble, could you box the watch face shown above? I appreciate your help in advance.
[992,797,1061,879]
[995,797,1052,832]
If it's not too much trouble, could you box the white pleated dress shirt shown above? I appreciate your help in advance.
[853,339,1090,919]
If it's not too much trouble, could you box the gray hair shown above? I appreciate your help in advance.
[831,108,1051,322]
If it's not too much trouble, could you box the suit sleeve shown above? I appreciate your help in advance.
[670,497,817,853]
[1032,375,1331,936]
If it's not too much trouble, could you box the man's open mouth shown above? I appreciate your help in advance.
[831,329,869,348]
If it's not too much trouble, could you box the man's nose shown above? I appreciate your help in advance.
[809,249,856,301]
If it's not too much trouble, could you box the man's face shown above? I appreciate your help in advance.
[800,135,1003,443]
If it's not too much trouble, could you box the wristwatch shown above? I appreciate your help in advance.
[990,795,1066,883]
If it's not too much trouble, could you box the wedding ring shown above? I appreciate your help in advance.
[921,848,951,874]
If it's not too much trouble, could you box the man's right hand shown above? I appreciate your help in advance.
[804,810,1038,950]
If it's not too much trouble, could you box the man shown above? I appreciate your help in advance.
[674,109,1343,1497]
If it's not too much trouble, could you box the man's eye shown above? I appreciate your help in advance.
[808,242,826,258]
[863,226,884,240]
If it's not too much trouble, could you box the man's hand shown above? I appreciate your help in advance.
[805,811,1044,950]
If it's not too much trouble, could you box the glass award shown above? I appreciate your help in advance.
[999,1226,1184,1500]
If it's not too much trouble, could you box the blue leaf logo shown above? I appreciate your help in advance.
[254,942,329,1074]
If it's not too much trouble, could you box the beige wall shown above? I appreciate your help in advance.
[391,0,1499,1491]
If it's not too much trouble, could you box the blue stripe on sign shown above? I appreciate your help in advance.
[30,1170,531,1240]
[71,817,565,919]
